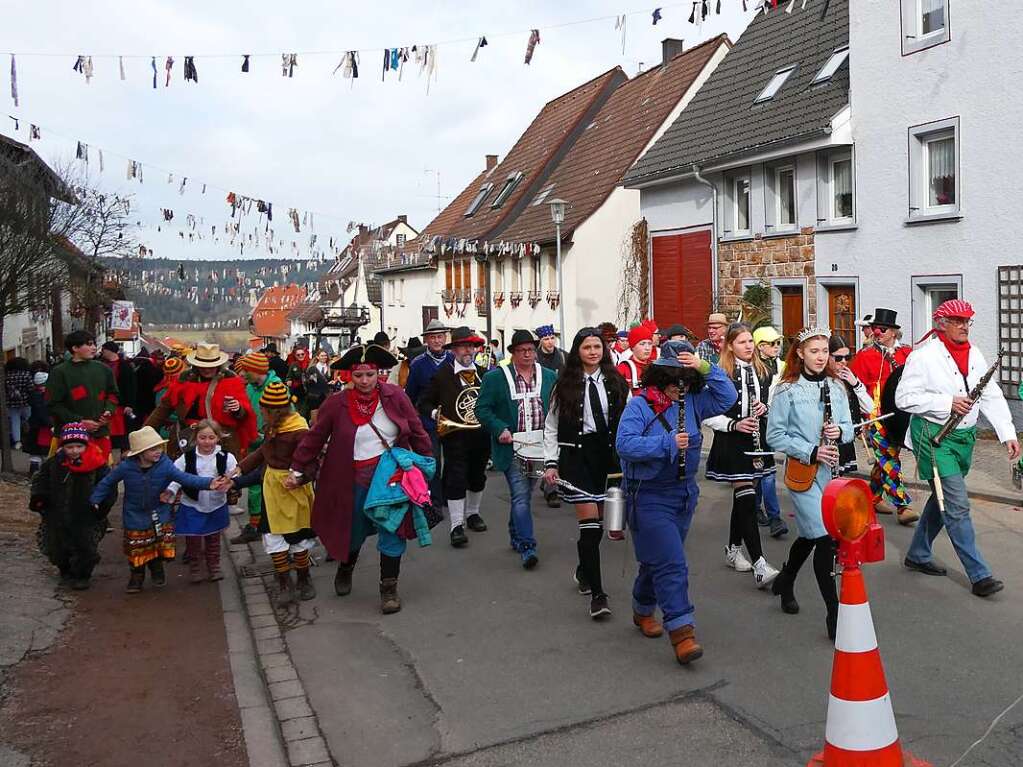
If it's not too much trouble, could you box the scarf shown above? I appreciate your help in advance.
[641,386,673,415]
[266,411,307,438]
[346,385,381,426]
[937,330,971,376]
[62,442,106,473]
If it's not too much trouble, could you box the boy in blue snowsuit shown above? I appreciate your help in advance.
[616,340,736,665]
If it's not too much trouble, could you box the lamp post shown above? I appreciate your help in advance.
[548,198,568,338]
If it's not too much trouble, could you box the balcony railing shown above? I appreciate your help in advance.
[321,305,371,328]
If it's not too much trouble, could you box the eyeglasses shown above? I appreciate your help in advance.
[831,354,851,362]
[942,317,974,328]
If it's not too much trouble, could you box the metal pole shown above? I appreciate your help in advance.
[555,223,566,338]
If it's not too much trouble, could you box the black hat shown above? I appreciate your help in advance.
[372,331,391,345]
[399,336,424,354]
[869,308,899,329]
[507,329,539,351]
[331,344,398,371]
[265,342,279,354]
[445,326,486,349]
[101,341,120,353]
[661,323,693,340]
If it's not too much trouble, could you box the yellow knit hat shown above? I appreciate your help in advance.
[259,381,292,408]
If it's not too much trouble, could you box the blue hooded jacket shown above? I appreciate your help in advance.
[90,453,212,531]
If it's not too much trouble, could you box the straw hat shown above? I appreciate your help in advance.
[186,343,230,368]
[125,426,168,457]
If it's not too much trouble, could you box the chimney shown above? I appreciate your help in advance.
[661,38,684,65]
[485,154,498,171]
[397,214,407,223]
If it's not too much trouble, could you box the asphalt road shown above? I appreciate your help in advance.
[282,475,1023,767]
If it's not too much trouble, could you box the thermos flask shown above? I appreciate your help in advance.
[604,486,626,541]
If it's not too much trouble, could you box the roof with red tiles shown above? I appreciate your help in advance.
[418,67,626,245]
[499,35,729,245]
[250,284,307,338]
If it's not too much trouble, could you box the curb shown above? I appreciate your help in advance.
[223,513,335,767]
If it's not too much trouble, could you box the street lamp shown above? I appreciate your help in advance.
[548,198,568,338]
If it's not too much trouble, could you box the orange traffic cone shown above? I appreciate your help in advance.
[807,565,932,767]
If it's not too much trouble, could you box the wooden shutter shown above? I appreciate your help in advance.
[651,231,713,332]
[445,262,454,290]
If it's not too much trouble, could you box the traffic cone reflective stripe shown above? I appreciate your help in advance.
[807,565,932,767]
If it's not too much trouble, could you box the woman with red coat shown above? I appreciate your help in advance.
[289,344,432,614]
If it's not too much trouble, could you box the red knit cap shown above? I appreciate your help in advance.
[236,352,270,374]
[628,324,654,348]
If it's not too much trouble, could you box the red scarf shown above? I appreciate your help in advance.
[641,386,673,415]
[937,331,971,376]
[62,442,107,473]
[346,386,381,426]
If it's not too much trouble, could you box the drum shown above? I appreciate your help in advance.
[513,430,545,477]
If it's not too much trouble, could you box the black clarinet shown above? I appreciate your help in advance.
[821,380,836,467]
[745,366,765,471]
[677,387,686,480]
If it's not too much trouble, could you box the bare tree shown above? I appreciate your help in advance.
[617,218,649,327]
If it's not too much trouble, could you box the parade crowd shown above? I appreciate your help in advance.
[13,297,1020,666]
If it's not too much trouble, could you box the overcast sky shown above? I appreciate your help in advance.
[2,0,755,261]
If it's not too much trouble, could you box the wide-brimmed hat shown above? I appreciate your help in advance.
[653,339,695,369]
[422,319,450,337]
[445,326,486,349]
[869,308,899,329]
[125,426,168,457]
[331,343,399,371]
[507,329,539,351]
[661,323,693,340]
[707,312,728,327]
[399,336,424,354]
[372,331,391,346]
[854,314,873,327]
[186,343,230,368]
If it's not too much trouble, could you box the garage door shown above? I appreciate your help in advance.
[650,231,713,333]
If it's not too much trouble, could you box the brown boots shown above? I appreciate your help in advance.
[632,613,664,638]
[669,625,703,665]
[380,578,401,614]
[295,567,316,601]
[275,571,296,607]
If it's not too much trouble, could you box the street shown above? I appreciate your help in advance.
[273,475,1023,767]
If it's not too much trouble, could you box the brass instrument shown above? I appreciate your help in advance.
[436,385,481,436]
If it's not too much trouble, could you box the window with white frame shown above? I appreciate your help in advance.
[491,172,524,209]
[755,66,796,103]
[812,46,849,84]
[493,260,504,291]
[901,0,950,55]
[396,233,406,246]
[908,117,960,220]
[398,278,405,305]
[911,275,961,338]
[724,169,751,236]
[817,148,855,225]
[511,258,522,291]
[766,162,797,232]
[531,255,541,292]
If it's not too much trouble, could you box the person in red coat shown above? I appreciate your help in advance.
[848,308,918,526]
[289,344,432,614]
[617,324,655,394]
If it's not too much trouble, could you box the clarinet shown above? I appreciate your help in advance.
[677,386,687,480]
[931,350,1004,446]
[745,366,765,470]
[821,380,836,467]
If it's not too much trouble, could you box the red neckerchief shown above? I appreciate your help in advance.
[641,386,672,415]
[937,330,971,376]
[346,385,381,426]
[62,442,106,473]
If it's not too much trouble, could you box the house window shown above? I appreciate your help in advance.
[491,172,524,209]
[493,260,504,291]
[461,260,472,292]
[766,163,797,232]
[398,278,405,306]
[445,262,454,291]
[511,258,522,292]
[722,169,752,237]
[755,65,796,103]
[997,266,1023,399]
[531,255,541,292]
[477,261,487,291]
[911,275,961,340]
[902,0,950,55]
[531,185,555,206]
[812,46,849,84]
[464,184,493,217]
[908,117,960,221]
[817,148,855,225]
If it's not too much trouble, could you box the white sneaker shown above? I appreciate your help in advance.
[725,545,753,572]
[752,557,779,589]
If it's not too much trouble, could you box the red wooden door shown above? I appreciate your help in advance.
[651,231,712,332]
[780,286,804,340]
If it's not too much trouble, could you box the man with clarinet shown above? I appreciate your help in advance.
[896,299,1020,597]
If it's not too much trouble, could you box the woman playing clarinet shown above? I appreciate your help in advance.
[766,327,854,639]
[827,334,872,476]
[543,328,629,620]
[703,323,781,589]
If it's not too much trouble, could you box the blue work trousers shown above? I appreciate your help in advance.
[503,463,538,553]
[907,473,991,583]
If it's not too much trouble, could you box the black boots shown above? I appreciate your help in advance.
[148,558,167,587]
[126,566,145,594]
[295,567,316,601]
[771,562,800,614]
[335,562,356,596]
[276,571,295,607]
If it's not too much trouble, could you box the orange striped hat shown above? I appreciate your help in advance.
[259,381,292,409]
[236,352,270,374]
[163,357,185,375]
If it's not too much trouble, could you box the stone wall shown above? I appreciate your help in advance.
[716,227,817,325]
